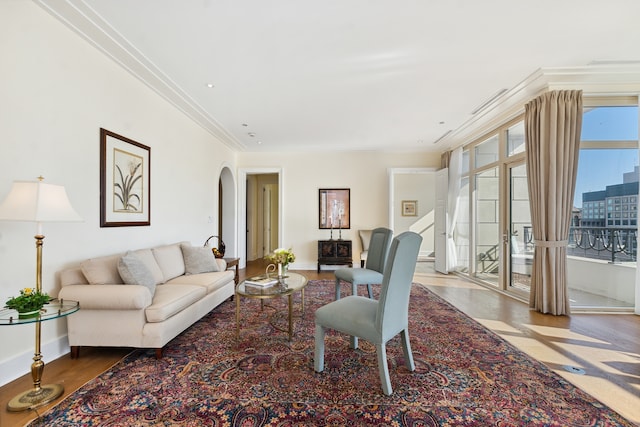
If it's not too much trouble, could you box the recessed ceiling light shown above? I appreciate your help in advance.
[206,83,214,88]
[257,141,262,145]
[242,123,248,127]
[248,132,256,137]
[439,121,445,125]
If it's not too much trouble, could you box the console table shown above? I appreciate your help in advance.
[317,239,352,272]
[0,299,79,411]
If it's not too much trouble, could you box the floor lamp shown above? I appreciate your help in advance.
[0,176,82,412]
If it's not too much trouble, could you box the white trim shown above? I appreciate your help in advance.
[439,65,640,153]
[0,335,70,387]
[237,167,283,269]
[34,0,244,151]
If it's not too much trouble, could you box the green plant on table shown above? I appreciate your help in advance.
[5,287,51,313]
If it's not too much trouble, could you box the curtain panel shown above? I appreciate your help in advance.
[524,90,583,315]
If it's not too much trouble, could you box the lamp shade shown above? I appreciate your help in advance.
[0,180,82,223]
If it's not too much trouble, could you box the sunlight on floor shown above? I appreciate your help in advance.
[524,324,610,344]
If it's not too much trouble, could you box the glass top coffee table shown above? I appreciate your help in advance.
[235,271,308,341]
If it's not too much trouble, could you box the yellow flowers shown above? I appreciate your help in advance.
[266,248,296,265]
[5,288,51,313]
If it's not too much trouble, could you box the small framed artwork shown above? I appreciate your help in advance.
[402,200,417,217]
[319,188,350,229]
[100,128,151,227]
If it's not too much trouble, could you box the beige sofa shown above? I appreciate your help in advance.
[58,242,235,358]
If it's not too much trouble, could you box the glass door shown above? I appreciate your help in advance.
[474,167,500,286]
[507,162,531,294]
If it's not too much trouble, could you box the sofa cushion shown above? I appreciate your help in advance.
[152,243,186,281]
[181,244,221,274]
[133,248,165,285]
[59,284,152,310]
[118,251,157,295]
[165,269,234,293]
[145,284,205,323]
[80,254,124,285]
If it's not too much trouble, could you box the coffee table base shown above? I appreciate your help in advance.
[235,290,305,341]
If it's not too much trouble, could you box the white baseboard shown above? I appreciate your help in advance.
[0,335,70,387]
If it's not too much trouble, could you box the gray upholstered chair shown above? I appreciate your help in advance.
[314,231,422,395]
[334,227,392,300]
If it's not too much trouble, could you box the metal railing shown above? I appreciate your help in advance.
[523,226,637,264]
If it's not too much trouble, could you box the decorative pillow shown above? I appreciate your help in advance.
[152,243,186,281]
[81,255,124,285]
[181,244,221,275]
[133,248,165,285]
[117,251,157,295]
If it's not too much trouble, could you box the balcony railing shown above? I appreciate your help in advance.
[523,226,637,263]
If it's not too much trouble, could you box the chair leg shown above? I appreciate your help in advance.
[400,329,415,371]
[350,335,359,349]
[376,343,392,395]
[314,323,326,372]
[366,284,373,299]
[335,277,341,300]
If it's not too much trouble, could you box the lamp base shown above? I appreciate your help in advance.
[6,383,64,412]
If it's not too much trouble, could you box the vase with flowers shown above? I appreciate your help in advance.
[5,287,51,318]
[265,247,295,278]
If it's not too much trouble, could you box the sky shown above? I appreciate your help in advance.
[573,106,639,207]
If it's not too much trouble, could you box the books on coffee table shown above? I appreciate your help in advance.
[244,275,279,287]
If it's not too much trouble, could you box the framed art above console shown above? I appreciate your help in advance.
[318,188,350,229]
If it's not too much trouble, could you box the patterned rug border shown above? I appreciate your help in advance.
[26,279,635,426]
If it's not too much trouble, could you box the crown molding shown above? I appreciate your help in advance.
[34,0,245,151]
[438,65,640,152]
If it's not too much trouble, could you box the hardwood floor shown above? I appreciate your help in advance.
[2,261,639,426]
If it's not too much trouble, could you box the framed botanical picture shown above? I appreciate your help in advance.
[100,128,150,227]
[319,188,350,229]
[402,200,417,216]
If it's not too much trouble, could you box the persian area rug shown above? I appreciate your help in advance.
[29,280,634,426]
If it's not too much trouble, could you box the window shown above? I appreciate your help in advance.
[507,122,525,156]
[571,103,638,309]
[474,135,499,168]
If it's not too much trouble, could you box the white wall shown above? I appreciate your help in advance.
[238,152,440,269]
[392,171,436,257]
[0,1,235,385]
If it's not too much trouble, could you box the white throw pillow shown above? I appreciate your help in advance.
[81,255,124,285]
[181,244,221,275]
[152,243,186,281]
[117,251,157,295]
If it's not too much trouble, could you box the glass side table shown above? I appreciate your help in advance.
[235,272,308,341]
[0,299,79,412]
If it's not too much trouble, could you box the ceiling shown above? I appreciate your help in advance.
[36,0,640,153]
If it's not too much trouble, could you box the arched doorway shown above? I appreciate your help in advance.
[218,166,236,258]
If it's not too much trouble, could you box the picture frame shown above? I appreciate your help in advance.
[402,200,417,217]
[319,188,350,229]
[100,128,151,227]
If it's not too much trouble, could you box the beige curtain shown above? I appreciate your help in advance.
[524,90,582,315]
